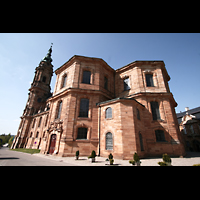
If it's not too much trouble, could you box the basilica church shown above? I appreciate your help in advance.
[11,45,185,159]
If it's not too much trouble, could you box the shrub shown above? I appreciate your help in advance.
[109,153,113,159]
[109,159,114,165]
[193,164,200,166]
[88,150,96,159]
[129,160,135,165]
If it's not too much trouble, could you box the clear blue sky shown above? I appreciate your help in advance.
[1,33,200,135]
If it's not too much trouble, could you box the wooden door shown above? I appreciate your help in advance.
[49,134,56,154]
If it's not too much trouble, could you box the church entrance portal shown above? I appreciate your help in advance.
[48,134,56,154]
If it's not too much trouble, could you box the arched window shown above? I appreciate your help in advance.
[32,119,36,128]
[106,107,112,119]
[38,117,42,127]
[137,108,140,120]
[36,131,39,138]
[56,101,62,119]
[106,132,113,150]
[139,132,144,151]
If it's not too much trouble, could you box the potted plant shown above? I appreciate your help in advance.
[75,150,79,160]
[158,153,172,166]
[108,153,114,165]
[88,150,96,163]
[162,153,172,166]
[129,152,141,166]
[134,152,141,166]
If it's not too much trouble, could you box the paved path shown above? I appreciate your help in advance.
[1,147,200,166]
[34,151,200,166]
[0,147,77,166]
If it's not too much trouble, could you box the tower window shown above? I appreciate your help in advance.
[145,74,154,87]
[137,108,140,120]
[56,101,62,119]
[150,101,161,120]
[42,76,46,83]
[79,98,89,117]
[61,74,67,88]
[77,128,88,140]
[124,77,131,91]
[82,70,91,84]
[104,76,108,90]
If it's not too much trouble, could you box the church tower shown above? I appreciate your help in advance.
[11,45,54,149]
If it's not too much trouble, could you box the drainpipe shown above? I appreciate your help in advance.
[98,105,101,156]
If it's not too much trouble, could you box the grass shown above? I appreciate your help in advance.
[10,148,40,154]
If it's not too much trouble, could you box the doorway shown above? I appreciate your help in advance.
[48,134,57,154]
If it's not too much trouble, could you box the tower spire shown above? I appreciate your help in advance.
[42,43,53,63]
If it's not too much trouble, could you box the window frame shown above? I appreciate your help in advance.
[155,130,166,142]
[79,98,89,118]
[77,127,88,140]
[105,107,112,119]
[145,74,154,87]
[150,101,161,120]
[106,132,113,150]
[82,70,91,84]
[55,101,62,119]
[123,77,131,91]
[61,74,67,89]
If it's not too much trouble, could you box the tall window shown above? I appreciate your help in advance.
[36,131,39,138]
[82,70,91,84]
[79,98,89,117]
[106,132,113,150]
[42,76,46,83]
[106,107,112,119]
[145,74,154,87]
[77,128,87,140]
[56,101,62,119]
[139,132,144,151]
[104,76,108,90]
[38,117,42,127]
[61,74,67,88]
[150,101,161,120]
[137,108,140,120]
[124,77,131,91]
[32,119,36,128]
[155,130,165,142]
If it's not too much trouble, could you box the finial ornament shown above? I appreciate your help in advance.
[42,43,53,63]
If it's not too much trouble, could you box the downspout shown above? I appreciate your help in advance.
[98,105,101,156]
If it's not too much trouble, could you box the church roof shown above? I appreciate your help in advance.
[176,106,200,119]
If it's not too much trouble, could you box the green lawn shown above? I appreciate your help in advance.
[10,148,40,154]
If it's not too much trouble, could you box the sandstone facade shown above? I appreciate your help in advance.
[11,47,185,159]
